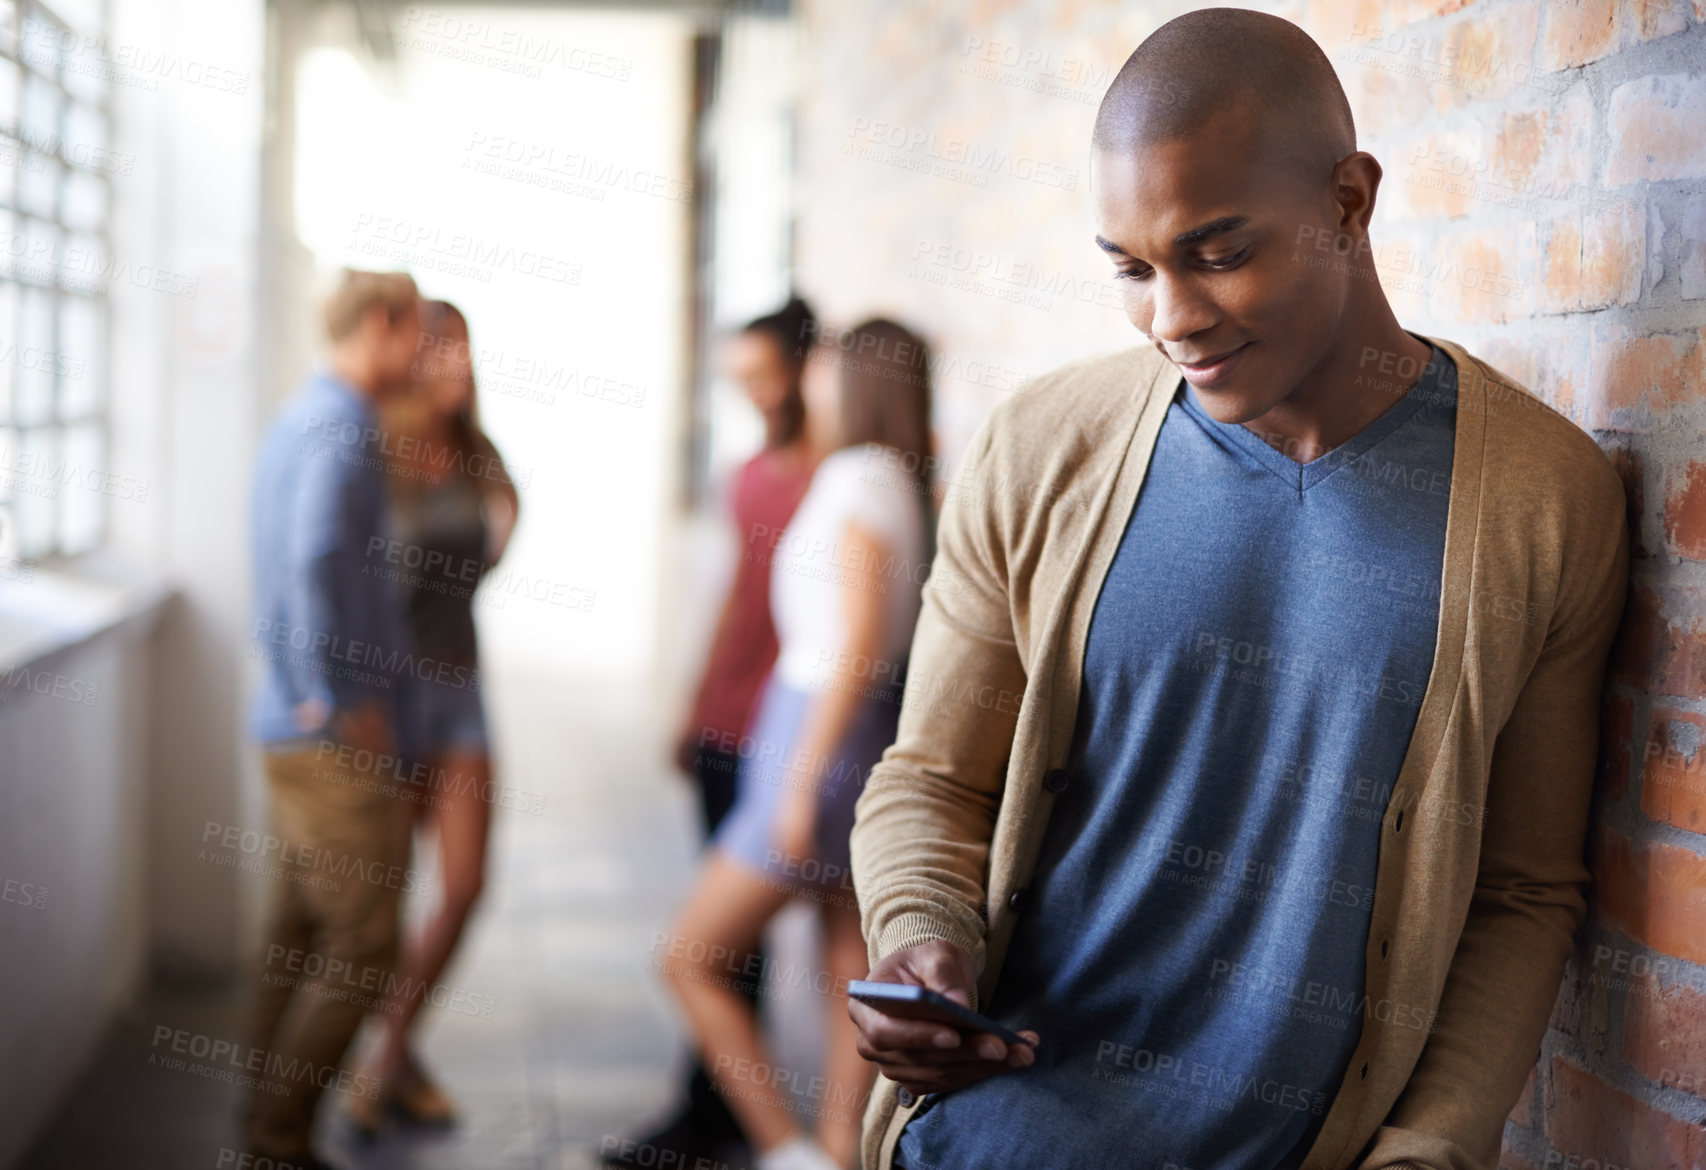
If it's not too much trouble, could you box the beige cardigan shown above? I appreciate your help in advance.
[850,335,1629,1170]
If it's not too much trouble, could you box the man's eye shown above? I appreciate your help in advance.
[1113,268,1150,282]
[1204,248,1251,270]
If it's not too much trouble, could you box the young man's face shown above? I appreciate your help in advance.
[1091,110,1353,425]
[369,298,423,395]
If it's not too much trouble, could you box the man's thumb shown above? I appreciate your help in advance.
[914,944,971,1004]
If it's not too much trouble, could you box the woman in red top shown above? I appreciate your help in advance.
[675,296,822,827]
[606,297,821,1169]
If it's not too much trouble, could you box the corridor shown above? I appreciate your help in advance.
[20,663,783,1170]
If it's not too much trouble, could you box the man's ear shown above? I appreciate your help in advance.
[360,301,391,339]
[1331,151,1383,237]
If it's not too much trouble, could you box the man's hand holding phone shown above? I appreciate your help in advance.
[848,939,1039,1097]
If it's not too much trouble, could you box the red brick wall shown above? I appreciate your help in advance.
[794,1,1706,1162]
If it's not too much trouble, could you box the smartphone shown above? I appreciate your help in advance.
[847,980,1032,1047]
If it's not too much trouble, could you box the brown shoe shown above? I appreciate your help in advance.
[390,1058,457,1129]
[341,1078,389,1142]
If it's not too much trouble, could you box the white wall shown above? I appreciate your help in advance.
[0,593,160,1168]
[105,0,267,979]
[0,0,266,1160]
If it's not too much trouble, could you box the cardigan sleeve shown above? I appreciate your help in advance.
[850,410,1029,977]
[1359,467,1630,1169]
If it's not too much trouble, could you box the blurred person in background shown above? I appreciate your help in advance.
[344,299,520,1137]
[244,269,422,1170]
[658,319,936,1170]
[607,296,822,1169]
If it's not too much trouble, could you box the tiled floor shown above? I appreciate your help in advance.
[21,666,829,1170]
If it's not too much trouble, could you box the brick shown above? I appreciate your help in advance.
[1552,949,1587,1036]
[1435,228,1528,323]
[1401,130,1484,221]
[1628,0,1691,44]
[1511,1064,1539,1128]
[1600,690,1635,799]
[1623,972,1706,1095]
[1494,108,1547,193]
[1593,826,1706,965]
[1442,2,1541,107]
[1343,30,1440,130]
[1587,324,1706,431]
[1607,74,1706,186]
[1375,229,1429,321]
[1639,705,1706,831]
[1681,200,1706,301]
[1539,210,1585,313]
[1580,202,1646,309]
[1545,1055,1706,1166]
[1541,0,1621,70]
[1384,0,1475,22]
[1608,584,1706,699]
[1490,84,1593,211]
[1664,461,1706,561]
[1302,0,1389,44]
[1479,337,1542,392]
[1527,323,1590,422]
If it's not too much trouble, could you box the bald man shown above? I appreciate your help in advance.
[848,10,1627,1170]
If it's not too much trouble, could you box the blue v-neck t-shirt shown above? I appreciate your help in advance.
[895,343,1459,1170]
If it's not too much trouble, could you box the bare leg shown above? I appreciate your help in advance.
[816,899,875,1168]
[366,749,491,1083]
[663,851,798,1153]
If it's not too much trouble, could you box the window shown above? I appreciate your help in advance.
[0,0,110,561]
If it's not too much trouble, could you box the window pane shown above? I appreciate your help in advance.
[22,217,58,285]
[3,3,110,560]
[57,292,97,418]
[0,57,20,136]
[12,425,53,557]
[17,15,56,84]
[14,282,50,423]
[50,0,99,39]
[58,420,99,553]
[0,139,20,213]
[0,210,16,282]
[62,228,97,294]
[62,167,101,229]
[19,70,59,150]
[63,99,105,160]
[61,40,106,108]
[0,2,18,59]
[19,153,57,218]
[0,282,17,423]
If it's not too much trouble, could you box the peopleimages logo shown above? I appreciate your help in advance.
[22,20,253,95]
[251,618,483,692]
[199,819,429,895]
[149,1025,378,1097]
[349,213,582,286]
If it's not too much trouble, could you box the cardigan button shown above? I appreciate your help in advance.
[1043,768,1069,793]
[1395,810,1405,832]
[897,1087,916,1107]
[1008,889,1027,911]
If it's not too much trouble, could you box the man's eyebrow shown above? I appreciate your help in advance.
[1094,216,1252,256]
[1174,215,1249,247]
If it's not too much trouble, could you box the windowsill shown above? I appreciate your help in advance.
[0,552,173,675]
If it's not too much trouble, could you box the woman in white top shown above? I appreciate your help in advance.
[664,319,936,1170]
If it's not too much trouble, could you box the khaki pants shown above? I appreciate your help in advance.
[243,745,412,1157]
